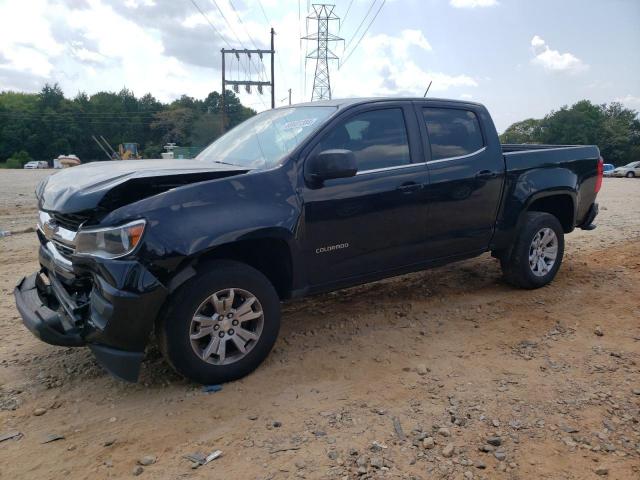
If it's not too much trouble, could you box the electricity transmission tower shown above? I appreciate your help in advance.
[303,4,343,101]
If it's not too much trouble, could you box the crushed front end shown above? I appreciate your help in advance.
[14,211,168,381]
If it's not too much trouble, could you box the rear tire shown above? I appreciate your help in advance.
[158,260,280,384]
[500,212,564,289]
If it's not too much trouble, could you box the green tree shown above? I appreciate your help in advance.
[500,118,543,144]
[500,100,640,166]
[5,150,32,168]
[0,85,256,162]
[150,107,196,146]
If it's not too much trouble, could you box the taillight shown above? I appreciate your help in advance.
[595,156,603,193]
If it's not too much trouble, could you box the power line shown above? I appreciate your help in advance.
[343,0,377,52]
[188,0,269,109]
[210,0,244,45]
[212,0,264,79]
[188,0,231,49]
[0,107,251,117]
[298,0,303,103]
[0,105,253,119]
[256,0,271,24]
[188,0,259,88]
[341,0,386,68]
[228,0,262,51]
[255,0,286,86]
[339,0,354,32]
[0,112,162,117]
[214,0,267,82]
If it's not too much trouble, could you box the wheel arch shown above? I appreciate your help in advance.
[166,228,296,301]
[524,191,576,233]
[492,189,575,258]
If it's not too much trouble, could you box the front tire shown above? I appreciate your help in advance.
[626,171,635,178]
[501,212,564,289]
[158,260,280,384]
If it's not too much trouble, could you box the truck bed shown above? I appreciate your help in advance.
[501,143,599,155]
[501,144,600,167]
[499,143,601,233]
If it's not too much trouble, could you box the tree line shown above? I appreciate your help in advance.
[1,88,638,168]
[500,100,640,166]
[0,84,256,166]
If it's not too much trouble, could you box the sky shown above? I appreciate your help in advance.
[0,0,638,132]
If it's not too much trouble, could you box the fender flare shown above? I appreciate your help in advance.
[165,227,297,294]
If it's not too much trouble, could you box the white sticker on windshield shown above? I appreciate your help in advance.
[282,118,317,130]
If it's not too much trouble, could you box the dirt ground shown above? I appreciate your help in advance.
[0,170,638,480]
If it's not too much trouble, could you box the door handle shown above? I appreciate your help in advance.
[397,183,423,194]
[475,170,497,179]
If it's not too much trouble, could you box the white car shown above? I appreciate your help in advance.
[612,161,640,178]
[602,163,615,177]
[23,161,48,169]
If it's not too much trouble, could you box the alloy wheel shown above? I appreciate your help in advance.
[189,288,264,365]
[528,227,558,277]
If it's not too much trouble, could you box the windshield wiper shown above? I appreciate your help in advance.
[212,160,241,167]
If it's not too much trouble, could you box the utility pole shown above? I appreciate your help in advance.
[270,27,275,109]
[288,88,292,105]
[221,48,226,136]
[221,28,275,133]
[303,4,343,101]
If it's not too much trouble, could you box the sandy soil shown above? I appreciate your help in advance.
[0,172,638,480]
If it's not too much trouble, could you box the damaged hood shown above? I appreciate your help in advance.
[37,159,250,214]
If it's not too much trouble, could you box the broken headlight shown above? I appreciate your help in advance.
[75,220,146,259]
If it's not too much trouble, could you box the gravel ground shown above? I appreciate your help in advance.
[0,171,639,480]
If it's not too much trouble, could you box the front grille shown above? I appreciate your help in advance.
[51,239,74,261]
[51,212,91,231]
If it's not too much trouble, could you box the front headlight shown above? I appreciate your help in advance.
[75,220,146,259]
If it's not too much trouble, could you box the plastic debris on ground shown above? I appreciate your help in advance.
[202,384,222,393]
[0,431,22,443]
[184,449,222,468]
[42,433,65,444]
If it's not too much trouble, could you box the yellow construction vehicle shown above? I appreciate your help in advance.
[93,136,142,160]
[118,143,141,160]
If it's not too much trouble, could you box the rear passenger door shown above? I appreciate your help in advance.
[418,105,504,258]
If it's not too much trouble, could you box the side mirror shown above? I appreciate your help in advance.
[306,149,357,185]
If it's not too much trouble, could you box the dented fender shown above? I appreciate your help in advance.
[101,164,303,285]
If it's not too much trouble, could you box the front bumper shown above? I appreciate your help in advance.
[15,273,84,347]
[14,245,168,382]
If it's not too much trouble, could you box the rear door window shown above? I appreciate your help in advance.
[422,108,484,160]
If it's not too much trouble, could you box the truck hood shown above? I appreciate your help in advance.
[37,159,250,214]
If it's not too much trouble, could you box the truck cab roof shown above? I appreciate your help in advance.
[288,97,484,110]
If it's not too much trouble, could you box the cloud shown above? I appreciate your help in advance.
[615,94,640,112]
[0,66,50,91]
[0,1,475,110]
[450,0,498,8]
[530,35,587,73]
[334,29,477,98]
[530,35,545,48]
[360,29,433,57]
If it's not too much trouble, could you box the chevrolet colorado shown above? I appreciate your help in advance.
[14,98,602,383]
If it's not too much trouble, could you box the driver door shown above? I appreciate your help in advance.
[300,103,429,288]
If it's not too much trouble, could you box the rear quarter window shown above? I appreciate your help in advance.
[422,108,484,160]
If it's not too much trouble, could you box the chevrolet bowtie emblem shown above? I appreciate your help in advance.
[42,219,59,239]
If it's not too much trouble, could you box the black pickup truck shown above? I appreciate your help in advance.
[15,98,602,383]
